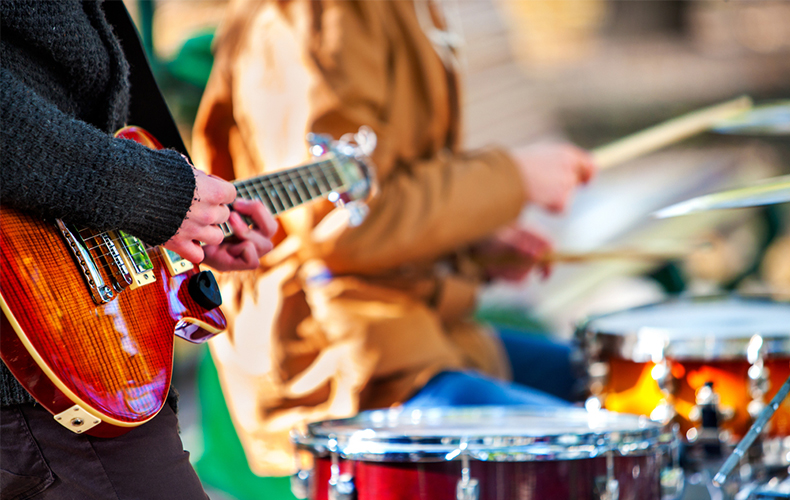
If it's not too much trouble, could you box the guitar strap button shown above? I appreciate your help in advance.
[54,405,101,434]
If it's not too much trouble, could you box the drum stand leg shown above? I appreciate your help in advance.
[713,372,790,488]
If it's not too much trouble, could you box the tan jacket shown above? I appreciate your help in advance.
[192,0,527,476]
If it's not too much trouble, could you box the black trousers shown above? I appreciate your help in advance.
[0,403,208,500]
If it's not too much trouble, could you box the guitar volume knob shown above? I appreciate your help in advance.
[188,271,223,310]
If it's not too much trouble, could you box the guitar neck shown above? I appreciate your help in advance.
[220,156,347,238]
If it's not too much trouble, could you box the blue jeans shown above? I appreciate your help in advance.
[405,329,577,408]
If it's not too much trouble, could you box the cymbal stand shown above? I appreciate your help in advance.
[713,373,790,487]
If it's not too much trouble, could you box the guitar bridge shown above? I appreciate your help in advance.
[79,228,133,293]
[57,220,114,305]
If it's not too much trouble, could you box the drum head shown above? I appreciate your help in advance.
[293,406,674,462]
[581,296,790,361]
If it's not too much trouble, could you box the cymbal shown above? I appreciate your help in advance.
[654,175,790,218]
[712,101,790,136]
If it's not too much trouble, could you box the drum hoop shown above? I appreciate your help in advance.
[591,332,790,362]
[292,409,677,463]
[578,295,790,361]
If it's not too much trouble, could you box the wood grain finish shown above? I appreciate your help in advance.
[603,357,790,440]
[0,125,373,436]
[0,127,226,436]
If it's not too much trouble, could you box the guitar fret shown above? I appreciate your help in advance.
[273,172,298,208]
[320,160,342,190]
[267,180,288,213]
[239,179,275,215]
[309,163,332,193]
[237,183,254,202]
[327,161,344,189]
[253,182,277,214]
[296,165,319,198]
[286,169,310,203]
[222,152,365,239]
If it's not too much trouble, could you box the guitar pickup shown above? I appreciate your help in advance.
[161,247,194,276]
[115,231,156,289]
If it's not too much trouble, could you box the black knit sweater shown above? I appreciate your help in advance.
[0,0,196,407]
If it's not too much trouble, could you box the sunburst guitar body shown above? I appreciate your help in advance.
[0,127,225,437]
[0,126,375,437]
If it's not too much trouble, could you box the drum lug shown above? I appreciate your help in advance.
[456,479,480,500]
[290,469,312,500]
[650,400,677,424]
[594,452,620,500]
[594,476,619,500]
[587,361,610,397]
[456,453,479,500]
[650,359,678,424]
[688,381,734,459]
[660,466,685,500]
[651,359,676,395]
[328,473,356,500]
[748,336,771,420]
[660,425,685,500]
[327,446,356,500]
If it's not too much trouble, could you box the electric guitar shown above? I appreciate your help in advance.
[0,126,375,437]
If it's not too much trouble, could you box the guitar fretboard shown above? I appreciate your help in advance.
[221,156,347,237]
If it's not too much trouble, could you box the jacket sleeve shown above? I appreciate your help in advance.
[0,67,196,246]
[199,0,526,273]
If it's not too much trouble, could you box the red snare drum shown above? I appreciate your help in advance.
[291,406,682,500]
[579,296,790,445]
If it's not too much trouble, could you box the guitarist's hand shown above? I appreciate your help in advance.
[202,198,278,271]
[164,169,238,264]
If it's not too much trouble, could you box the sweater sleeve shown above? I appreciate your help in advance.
[0,67,196,246]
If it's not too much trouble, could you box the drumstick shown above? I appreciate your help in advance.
[472,248,690,267]
[712,373,790,487]
[592,95,754,170]
[542,249,688,263]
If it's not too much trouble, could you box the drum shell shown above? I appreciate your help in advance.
[597,354,790,439]
[578,296,790,441]
[306,453,664,500]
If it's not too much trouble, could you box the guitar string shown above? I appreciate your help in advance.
[240,157,345,193]
[234,160,345,209]
[234,158,339,192]
[234,160,342,202]
[76,229,165,282]
[77,158,350,262]
[76,158,345,248]
[231,160,347,218]
[76,171,344,259]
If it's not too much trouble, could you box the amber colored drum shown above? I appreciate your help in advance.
[291,406,682,500]
[579,296,790,440]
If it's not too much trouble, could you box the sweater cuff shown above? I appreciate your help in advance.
[122,148,196,246]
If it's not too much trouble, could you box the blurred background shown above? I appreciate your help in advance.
[123,1,790,498]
